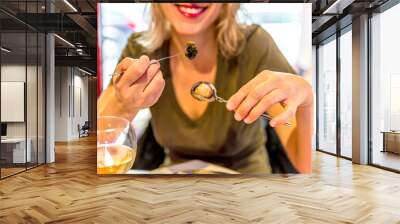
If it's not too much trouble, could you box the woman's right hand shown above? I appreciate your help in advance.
[98,55,165,121]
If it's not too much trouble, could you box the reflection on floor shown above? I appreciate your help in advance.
[0,136,400,223]
[0,167,25,177]
[373,150,400,171]
[0,163,42,178]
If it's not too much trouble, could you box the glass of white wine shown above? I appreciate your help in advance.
[97,116,137,174]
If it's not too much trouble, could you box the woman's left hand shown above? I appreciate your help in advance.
[226,70,313,127]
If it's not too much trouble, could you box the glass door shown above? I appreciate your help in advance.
[0,0,47,179]
[1,30,28,177]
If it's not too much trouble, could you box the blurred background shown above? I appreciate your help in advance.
[98,3,312,92]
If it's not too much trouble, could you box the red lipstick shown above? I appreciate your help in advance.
[175,4,208,18]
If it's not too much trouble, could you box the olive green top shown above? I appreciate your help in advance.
[119,24,295,173]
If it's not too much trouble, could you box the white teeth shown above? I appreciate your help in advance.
[179,6,203,15]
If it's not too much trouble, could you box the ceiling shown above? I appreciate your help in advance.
[310,0,391,43]
[0,0,96,74]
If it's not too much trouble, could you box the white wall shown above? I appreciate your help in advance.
[72,73,89,138]
[1,65,37,138]
[54,67,69,141]
[1,64,46,163]
[54,67,89,141]
[1,65,26,147]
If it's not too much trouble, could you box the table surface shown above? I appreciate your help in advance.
[1,137,26,143]
[381,131,400,134]
[128,160,239,174]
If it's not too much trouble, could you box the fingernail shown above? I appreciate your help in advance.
[226,101,233,110]
[244,117,251,124]
[140,55,149,63]
[270,120,276,127]
[234,113,242,121]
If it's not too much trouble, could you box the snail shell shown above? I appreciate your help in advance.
[190,81,216,102]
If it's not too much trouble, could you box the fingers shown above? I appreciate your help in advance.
[226,78,258,111]
[113,57,136,83]
[116,55,150,90]
[146,60,161,85]
[226,70,300,126]
[114,57,136,74]
[269,102,297,127]
[226,85,248,112]
[242,89,287,124]
[226,71,273,111]
[110,55,165,115]
[234,81,280,121]
[134,60,160,92]
[142,72,165,106]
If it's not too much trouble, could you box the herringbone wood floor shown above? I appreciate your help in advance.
[1,136,400,224]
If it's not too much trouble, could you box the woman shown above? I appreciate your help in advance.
[98,3,313,173]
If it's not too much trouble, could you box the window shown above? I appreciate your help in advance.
[317,37,337,154]
[370,3,400,171]
[339,28,352,158]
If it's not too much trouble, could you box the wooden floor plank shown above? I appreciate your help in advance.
[0,136,400,223]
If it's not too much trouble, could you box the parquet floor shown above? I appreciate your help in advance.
[1,136,400,223]
[373,151,400,171]
[1,167,25,177]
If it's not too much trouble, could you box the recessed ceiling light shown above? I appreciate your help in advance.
[1,47,11,53]
[77,67,93,76]
[63,0,78,12]
[323,0,354,15]
[54,34,75,48]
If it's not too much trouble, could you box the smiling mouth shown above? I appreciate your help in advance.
[175,4,208,18]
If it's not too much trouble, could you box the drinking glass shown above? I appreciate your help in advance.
[97,116,137,174]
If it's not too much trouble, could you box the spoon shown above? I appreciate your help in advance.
[190,81,292,127]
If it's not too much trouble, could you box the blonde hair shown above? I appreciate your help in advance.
[138,3,245,59]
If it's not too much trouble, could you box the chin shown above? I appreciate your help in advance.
[172,24,205,36]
